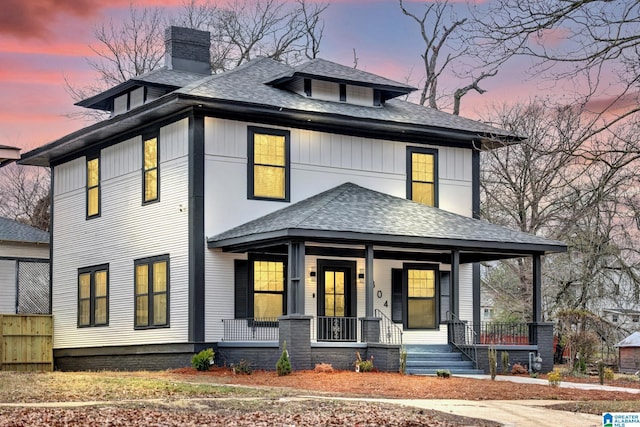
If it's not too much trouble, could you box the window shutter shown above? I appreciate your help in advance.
[391,268,403,323]
[234,260,249,319]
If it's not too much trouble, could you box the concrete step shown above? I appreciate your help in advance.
[406,367,485,375]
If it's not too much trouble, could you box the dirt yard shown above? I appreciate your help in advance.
[0,368,638,426]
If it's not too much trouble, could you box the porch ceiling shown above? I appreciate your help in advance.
[207,183,567,262]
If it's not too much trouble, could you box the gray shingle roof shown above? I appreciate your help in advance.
[0,216,49,244]
[181,57,513,138]
[208,183,566,254]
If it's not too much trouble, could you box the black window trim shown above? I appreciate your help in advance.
[403,262,440,330]
[142,133,160,205]
[248,253,287,326]
[77,264,109,328]
[406,146,439,207]
[247,126,291,202]
[86,153,101,219]
[339,83,347,102]
[134,254,170,329]
[303,78,312,97]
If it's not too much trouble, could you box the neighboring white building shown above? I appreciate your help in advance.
[18,27,565,371]
[0,217,49,314]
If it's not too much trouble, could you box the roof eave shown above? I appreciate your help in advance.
[19,93,519,167]
[207,227,568,256]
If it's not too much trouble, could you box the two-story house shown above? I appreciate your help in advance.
[19,27,566,373]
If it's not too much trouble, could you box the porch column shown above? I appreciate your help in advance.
[532,254,542,323]
[450,249,460,318]
[365,245,374,317]
[287,241,306,315]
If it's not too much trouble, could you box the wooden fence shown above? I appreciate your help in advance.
[0,314,53,371]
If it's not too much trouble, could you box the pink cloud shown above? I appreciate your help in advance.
[532,28,571,48]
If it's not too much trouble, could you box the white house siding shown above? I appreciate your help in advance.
[51,118,190,349]
[0,259,16,313]
[346,85,373,107]
[203,117,474,344]
[0,242,48,259]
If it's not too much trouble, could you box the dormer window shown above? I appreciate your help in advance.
[339,84,346,102]
[304,79,312,97]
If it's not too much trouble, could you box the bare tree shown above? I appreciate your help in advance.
[472,0,640,122]
[398,0,497,114]
[480,99,640,322]
[0,164,50,231]
[67,0,327,111]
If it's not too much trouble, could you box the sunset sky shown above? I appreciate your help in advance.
[0,0,609,152]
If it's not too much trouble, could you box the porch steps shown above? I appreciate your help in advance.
[404,344,484,375]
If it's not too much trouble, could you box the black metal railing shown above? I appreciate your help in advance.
[479,322,529,345]
[222,318,279,341]
[316,316,358,342]
[447,311,477,368]
[374,309,403,345]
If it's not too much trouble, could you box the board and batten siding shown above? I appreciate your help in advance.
[203,117,474,344]
[51,118,190,349]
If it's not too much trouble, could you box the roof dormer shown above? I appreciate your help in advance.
[267,58,415,107]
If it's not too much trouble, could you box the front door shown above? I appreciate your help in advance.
[317,259,356,341]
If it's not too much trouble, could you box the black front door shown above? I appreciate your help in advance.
[317,260,356,341]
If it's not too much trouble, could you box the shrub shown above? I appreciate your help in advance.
[276,341,292,376]
[501,351,510,375]
[232,359,252,375]
[191,348,215,372]
[604,367,615,381]
[488,347,497,380]
[548,369,562,387]
[399,346,407,375]
[530,372,539,379]
[354,351,374,372]
[436,369,451,379]
[511,363,528,375]
[314,363,334,373]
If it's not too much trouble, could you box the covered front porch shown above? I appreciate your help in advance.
[208,183,566,372]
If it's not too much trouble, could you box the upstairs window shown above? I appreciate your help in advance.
[407,147,438,207]
[78,265,109,327]
[143,136,159,203]
[86,155,100,218]
[135,255,169,328]
[248,127,290,201]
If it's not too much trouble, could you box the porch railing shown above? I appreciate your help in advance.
[222,318,279,341]
[374,309,403,345]
[447,311,478,368]
[315,316,358,342]
[479,322,529,345]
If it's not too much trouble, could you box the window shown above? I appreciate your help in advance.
[252,258,286,319]
[339,84,346,102]
[248,127,290,201]
[406,267,438,329]
[407,147,438,207]
[633,315,639,323]
[304,78,312,97]
[86,155,100,217]
[78,265,108,327]
[135,255,169,328]
[143,136,159,203]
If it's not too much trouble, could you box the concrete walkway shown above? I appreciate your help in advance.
[460,373,640,394]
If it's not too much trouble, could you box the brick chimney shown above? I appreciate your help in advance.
[164,26,211,74]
